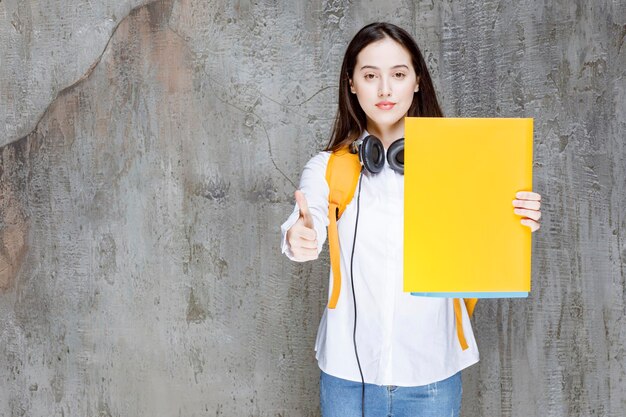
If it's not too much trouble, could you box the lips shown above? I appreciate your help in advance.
[375,101,396,110]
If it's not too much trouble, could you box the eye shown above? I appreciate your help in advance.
[364,73,376,80]
[394,72,406,79]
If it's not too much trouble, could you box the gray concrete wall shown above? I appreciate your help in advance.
[0,0,624,416]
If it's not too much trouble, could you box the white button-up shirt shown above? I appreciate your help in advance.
[281,130,479,386]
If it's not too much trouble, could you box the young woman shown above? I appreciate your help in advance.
[280,22,541,417]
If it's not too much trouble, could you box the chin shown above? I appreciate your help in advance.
[370,113,405,127]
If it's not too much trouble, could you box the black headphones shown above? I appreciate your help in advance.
[350,135,404,175]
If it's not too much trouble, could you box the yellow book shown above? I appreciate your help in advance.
[404,117,533,298]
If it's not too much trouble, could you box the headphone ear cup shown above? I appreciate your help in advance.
[360,135,385,174]
[386,138,404,175]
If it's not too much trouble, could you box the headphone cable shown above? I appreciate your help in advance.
[350,168,365,417]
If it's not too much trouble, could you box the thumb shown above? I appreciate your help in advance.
[295,190,314,229]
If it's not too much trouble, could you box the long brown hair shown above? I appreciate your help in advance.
[324,22,443,152]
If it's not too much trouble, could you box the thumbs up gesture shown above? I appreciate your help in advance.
[286,190,319,262]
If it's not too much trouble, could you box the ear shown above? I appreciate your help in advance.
[414,76,421,92]
[349,80,356,94]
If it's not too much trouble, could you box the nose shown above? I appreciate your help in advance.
[378,76,392,97]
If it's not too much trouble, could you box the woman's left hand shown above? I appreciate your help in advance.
[513,191,541,232]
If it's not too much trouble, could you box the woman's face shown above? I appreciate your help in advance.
[349,37,419,133]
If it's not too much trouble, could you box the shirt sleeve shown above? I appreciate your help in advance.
[280,152,331,261]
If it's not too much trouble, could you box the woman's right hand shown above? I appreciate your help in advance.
[286,190,319,262]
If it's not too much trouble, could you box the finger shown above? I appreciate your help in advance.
[291,239,318,250]
[513,208,542,221]
[288,225,316,245]
[292,247,319,261]
[521,218,540,232]
[295,190,314,229]
[516,191,541,201]
[512,199,541,210]
[290,220,317,240]
[297,227,317,241]
[287,222,317,248]
[295,190,311,216]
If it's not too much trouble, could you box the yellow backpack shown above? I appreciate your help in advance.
[325,148,477,351]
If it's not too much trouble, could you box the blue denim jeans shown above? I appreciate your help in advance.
[320,370,462,417]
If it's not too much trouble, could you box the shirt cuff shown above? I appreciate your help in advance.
[280,208,301,261]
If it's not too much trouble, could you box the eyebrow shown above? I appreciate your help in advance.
[359,65,410,71]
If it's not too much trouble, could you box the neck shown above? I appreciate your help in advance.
[366,118,405,149]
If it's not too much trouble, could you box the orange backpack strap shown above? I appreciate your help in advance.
[464,298,478,317]
[325,148,361,309]
[453,297,479,350]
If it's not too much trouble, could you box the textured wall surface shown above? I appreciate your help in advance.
[0,0,624,416]
[0,0,156,147]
